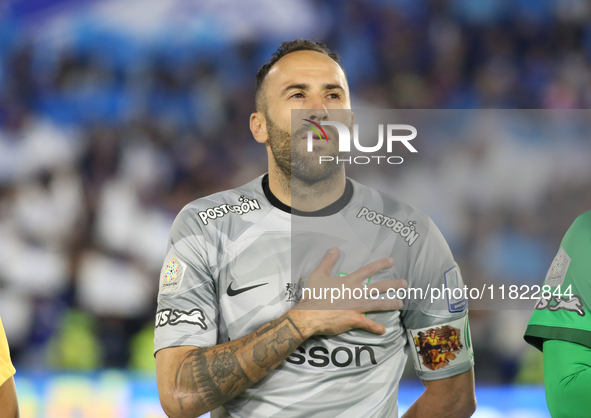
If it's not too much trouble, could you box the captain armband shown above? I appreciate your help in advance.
[406,315,474,375]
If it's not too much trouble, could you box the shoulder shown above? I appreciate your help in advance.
[171,175,271,240]
[346,178,435,247]
[573,210,591,225]
[565,211,591,242]
[560,210,591,259]
[182,176,264,216]
[348,178,432,223]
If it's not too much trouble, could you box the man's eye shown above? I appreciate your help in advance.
[291,93,304,99]
[328,93,341,99]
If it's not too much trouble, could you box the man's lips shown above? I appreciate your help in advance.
[300,133,328,141]
[296,125,338,141]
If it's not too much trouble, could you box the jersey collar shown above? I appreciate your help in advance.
[262,174,353,217]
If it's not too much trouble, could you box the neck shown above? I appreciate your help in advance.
[268,165,346,212]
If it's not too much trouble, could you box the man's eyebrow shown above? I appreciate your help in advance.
[324,83,345,91]
[281,83,346,96]
[282,83,309,95]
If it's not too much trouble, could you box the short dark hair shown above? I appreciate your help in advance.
[255,39,341,111]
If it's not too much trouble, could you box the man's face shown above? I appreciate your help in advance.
[260,50,351,183]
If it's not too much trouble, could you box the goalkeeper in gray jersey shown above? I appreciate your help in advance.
[154,40,476,418]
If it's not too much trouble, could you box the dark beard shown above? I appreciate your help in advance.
[266,112,342,186]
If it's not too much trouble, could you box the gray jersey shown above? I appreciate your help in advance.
[154,175,474,418]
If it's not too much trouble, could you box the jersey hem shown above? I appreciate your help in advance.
[0,365,16,387]
[524,324,591,351]
[153,337,214,356]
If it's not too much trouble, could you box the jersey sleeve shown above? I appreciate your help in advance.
[524,211,591,351]
[401,217,474,381]
[154,206,220,354]
[0,317,16,386]
[542,339,591,417]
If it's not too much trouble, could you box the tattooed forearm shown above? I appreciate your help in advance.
[173,313,306,415]
[175,345,249,411]
[252,320,302,370]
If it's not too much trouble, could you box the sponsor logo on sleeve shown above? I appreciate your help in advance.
[155,308,207,329]
[198,195,261,225]
[356,207,420,246]
[159,253,187,294]
[535,295,585,317]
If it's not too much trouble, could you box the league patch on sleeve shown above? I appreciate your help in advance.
[159,252,187,294]
[544,247,571,287]
[444,266,467,313]
[407,315,473,373]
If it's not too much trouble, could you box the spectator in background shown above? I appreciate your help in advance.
[0,316,19,418]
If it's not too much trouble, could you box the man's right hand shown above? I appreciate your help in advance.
[293,247,407,337]
[156,246,407,418]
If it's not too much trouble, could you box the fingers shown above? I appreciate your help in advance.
[350,257,394,282]
[353,314,386,335]
[313,247,340,276]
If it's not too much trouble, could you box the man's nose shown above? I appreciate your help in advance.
[305,105,329,122]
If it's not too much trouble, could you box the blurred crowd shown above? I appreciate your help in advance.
[1,0,591,382]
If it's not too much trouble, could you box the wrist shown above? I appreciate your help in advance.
[286,309,317,340]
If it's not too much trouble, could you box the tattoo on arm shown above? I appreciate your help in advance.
[252,318,302,370]
[173,314,305,413]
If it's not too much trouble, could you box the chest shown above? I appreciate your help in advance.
[214,230,403,342]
